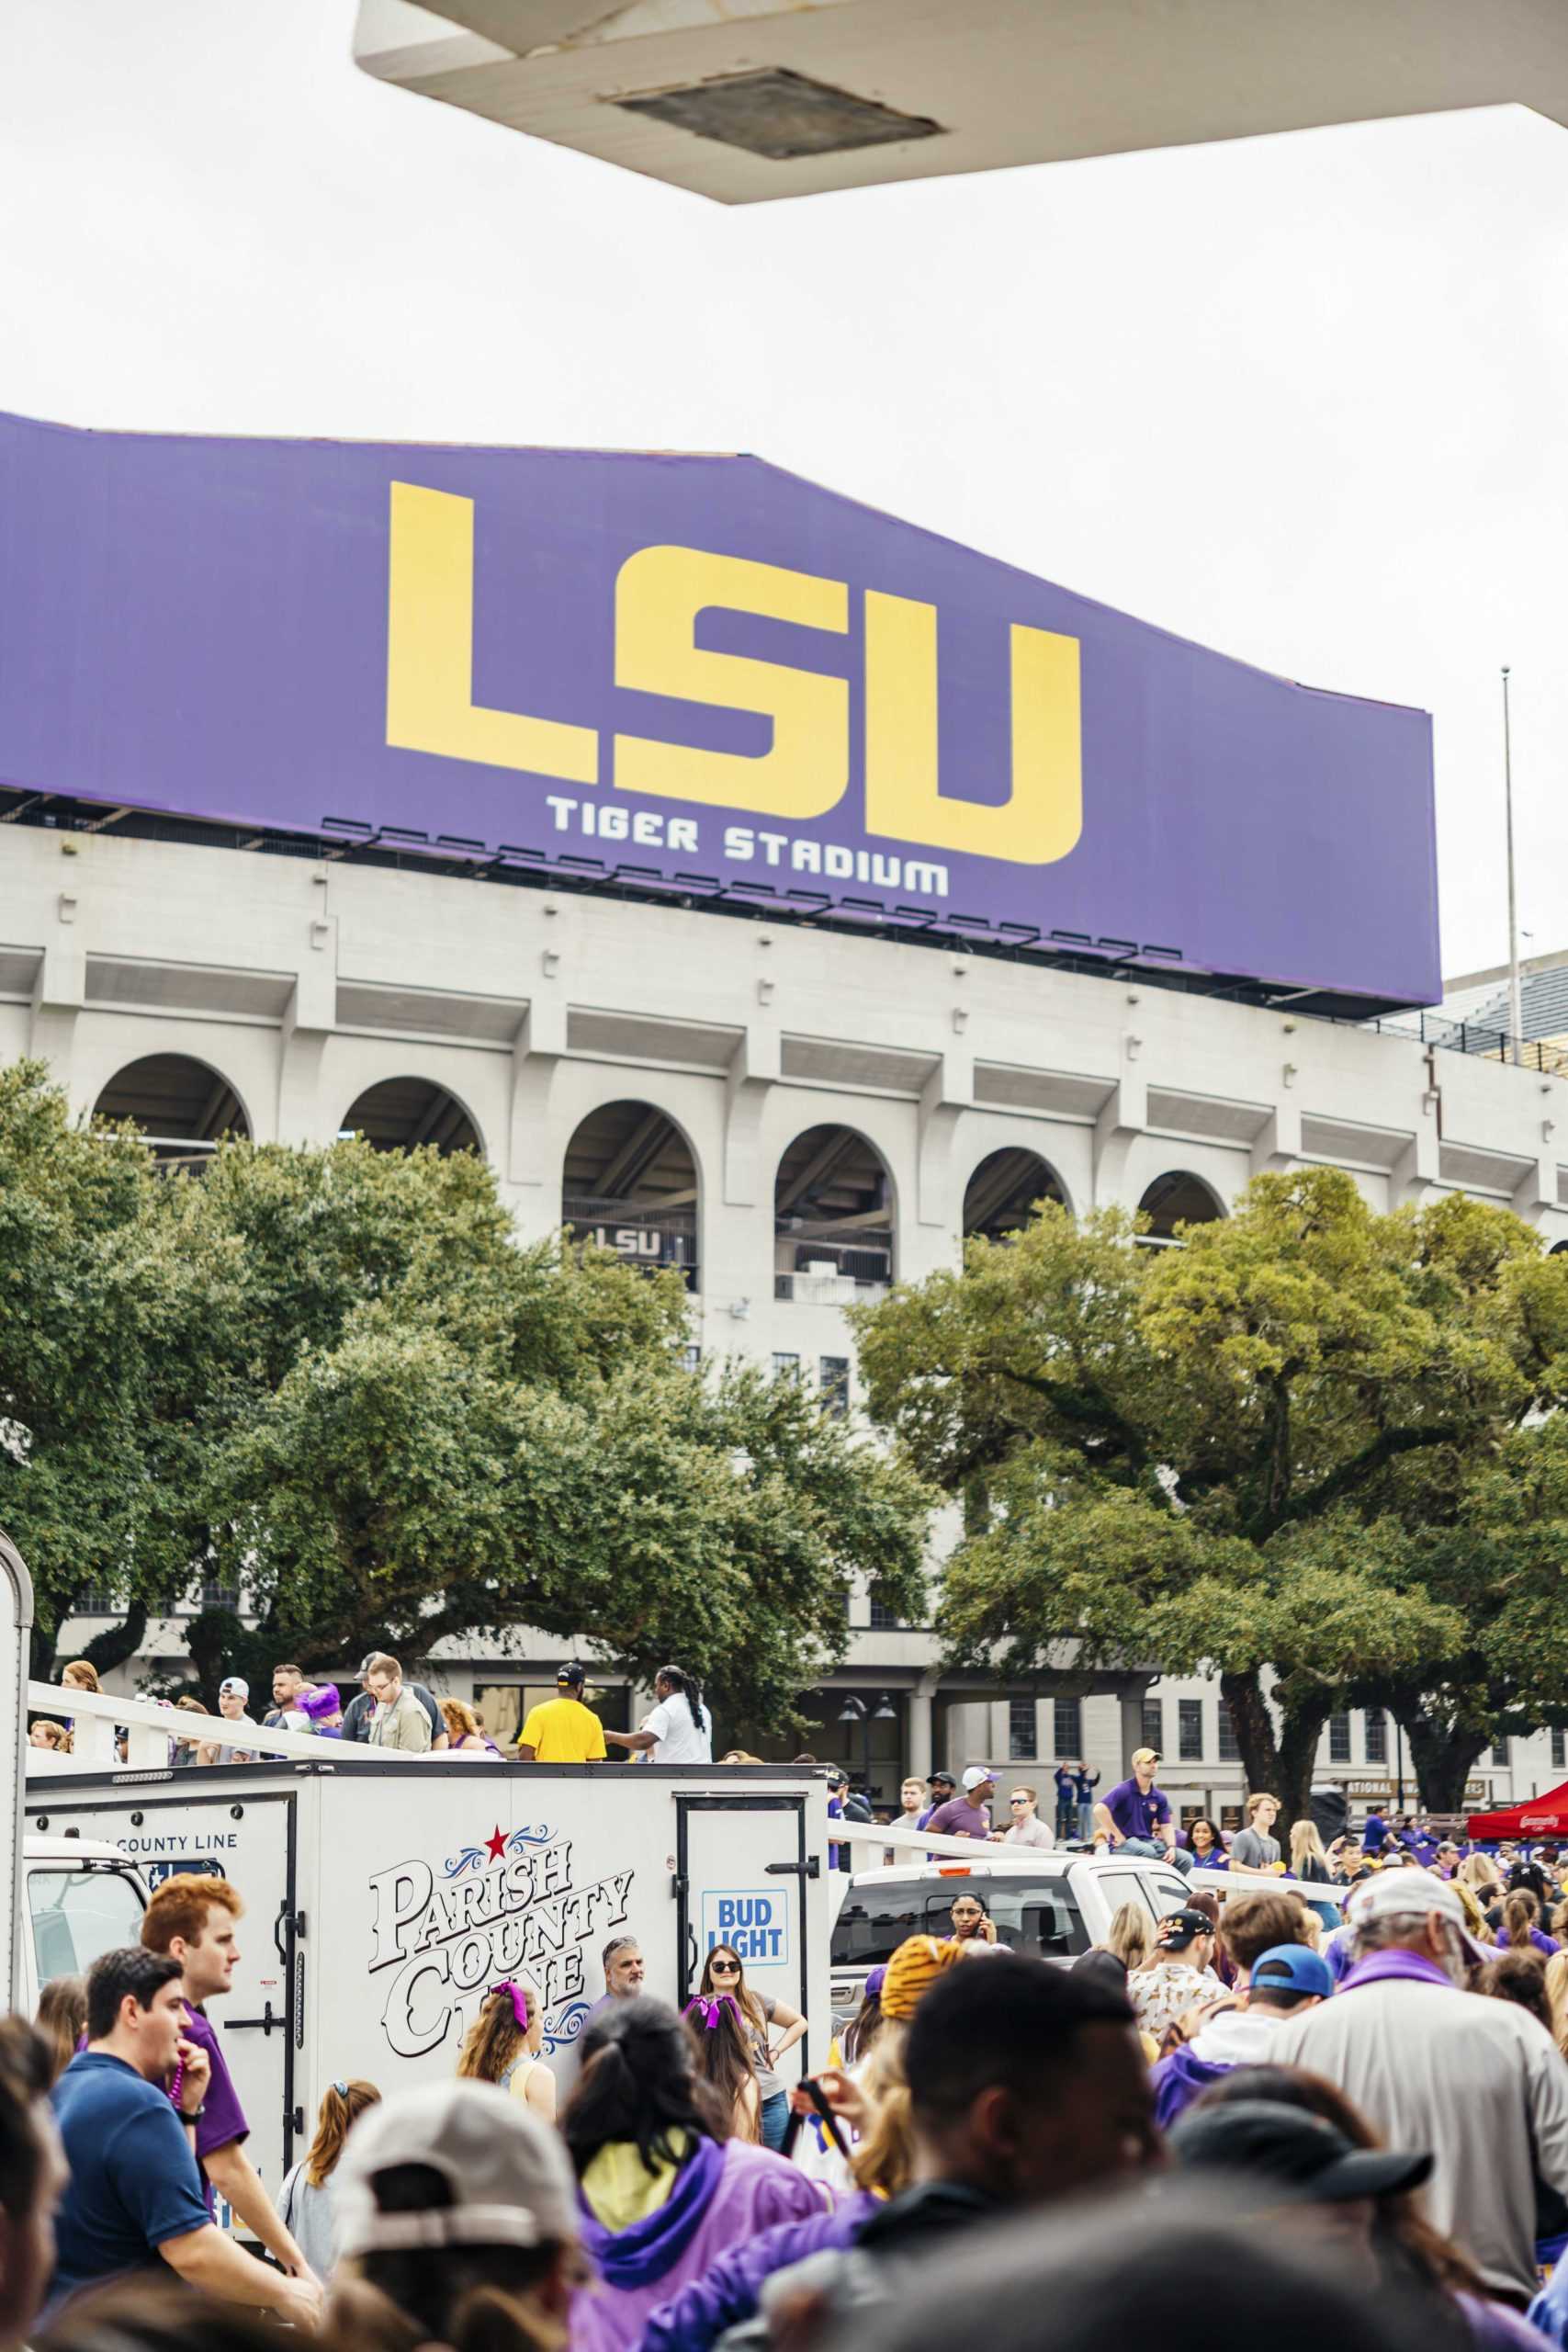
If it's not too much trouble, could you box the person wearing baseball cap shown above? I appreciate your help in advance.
[1152,1941,1333,2129]
[1125,1908,1224,2043]
[924,1767,998,1842]
[517,1664,607,1764]
[1092,1746,1192,1874]
[329,2080,585,2349]
[915,1770,956,1830]
[196,1676,256,1767]
[1269,1864,1568,2302]
[1169,2096,1433,2217]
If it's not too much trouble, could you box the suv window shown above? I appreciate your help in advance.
[1095,1869,1157,1921]
[831,1875,1089,1964]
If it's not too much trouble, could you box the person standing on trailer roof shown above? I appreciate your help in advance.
[342,1655,447,1747]
[363,1654,432,1754]
[603,1666,713,1765]
[195,1679,256,1767]
[139,1875,317,2282]
[517,1664,608,1762]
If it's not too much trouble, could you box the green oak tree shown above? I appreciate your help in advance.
[852,1167,1568,1817]
[0,1060,932,1721]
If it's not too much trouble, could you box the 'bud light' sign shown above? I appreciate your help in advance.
[701,1889,789,1965]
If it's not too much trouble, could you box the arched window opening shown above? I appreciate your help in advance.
[1137,1170,1225,1246]
[962,1148,1066,1243]
[339,1078,480,1156]
[774,1125,894,1304]
[563,1101,699,1291]
[93,1055,250,1171]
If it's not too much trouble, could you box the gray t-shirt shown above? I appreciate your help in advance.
[1229,1825,1281,1868]
[278,2163,341,2278]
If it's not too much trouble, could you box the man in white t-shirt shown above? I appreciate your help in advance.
[603,1666,713,1764]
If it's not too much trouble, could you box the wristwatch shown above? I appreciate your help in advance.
[181,2103,206,2122]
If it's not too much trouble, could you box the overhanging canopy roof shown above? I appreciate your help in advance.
[355,0,1568,206]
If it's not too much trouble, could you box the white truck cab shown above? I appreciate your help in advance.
[20,1835,149,2010]
[830,1848,1197,2021]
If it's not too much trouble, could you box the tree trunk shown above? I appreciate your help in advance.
[1402,1713,1488,1814]
[80,1602,149,1680]
[1219,1672,1325,1822]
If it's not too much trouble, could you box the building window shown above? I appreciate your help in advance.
[819,1357,851,1418]
[1491,1738,1511,1769]
[1178,1700,1203,1762]
[1553,1729,1566,1772]
[868,1599,902,1630]
[772,1352,800,1379]
[1141,1698,1164,1754]
[1364,1708,1388,1764]
[1217,1704,1240,1763]
[681,1344,701,1373]
[1053,1698,1082,1758]
[1009,1699,1036,1760]
[1328,1713,1352,1764]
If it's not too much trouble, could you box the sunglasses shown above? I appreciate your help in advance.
[708,1959,740,1975]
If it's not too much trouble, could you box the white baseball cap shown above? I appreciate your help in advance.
[335,2081,580,2257]
[1344,1866,1488,1964]
[962,1765,997,1792]
[219,1676,248,1701]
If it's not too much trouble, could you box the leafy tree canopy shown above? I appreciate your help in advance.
[852,1166,1568,1814]
[0,1061,932,1726]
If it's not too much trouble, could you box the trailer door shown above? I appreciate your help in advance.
[675,1793,817,2079]
[24,1781,300,2225]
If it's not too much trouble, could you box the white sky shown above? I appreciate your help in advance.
[6,2,1566,986]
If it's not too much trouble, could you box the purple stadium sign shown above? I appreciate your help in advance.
[0,409,1439,1005]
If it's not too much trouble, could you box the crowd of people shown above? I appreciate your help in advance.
[28,1658,716,1770]
[16,1841,1568,2352]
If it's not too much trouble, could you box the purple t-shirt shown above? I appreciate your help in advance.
[924,1797,992,1839]
[1104,1776,1172,1843]
[181,2004,248,2216]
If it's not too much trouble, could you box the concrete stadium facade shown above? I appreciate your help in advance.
[6,820,1567,1817]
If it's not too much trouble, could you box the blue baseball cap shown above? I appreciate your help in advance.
[1249,1943,1333,2000]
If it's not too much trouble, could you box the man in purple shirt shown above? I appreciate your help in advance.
[925,1766,998,1839]
[1092,1747,1193,1874]
[140,1874,316,2279]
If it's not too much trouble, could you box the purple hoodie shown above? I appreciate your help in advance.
[573,2138,825,2352]
[637,2189,878,2352]
[1151,2041,1233,2132]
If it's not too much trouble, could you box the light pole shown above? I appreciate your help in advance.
[1503,667,1524,1057]
[838,1692,897,1804]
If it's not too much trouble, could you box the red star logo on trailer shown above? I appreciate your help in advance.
[485,1826,508,1861]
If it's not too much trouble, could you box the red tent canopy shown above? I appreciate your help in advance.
[1467,1781,1568,1840]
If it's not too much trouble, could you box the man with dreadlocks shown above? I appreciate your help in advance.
[604,1666,713,1765]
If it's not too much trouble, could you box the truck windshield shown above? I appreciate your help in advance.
[832,1874,1089,1964]
[29,1867,146,1986]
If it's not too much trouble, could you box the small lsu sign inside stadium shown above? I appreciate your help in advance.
[0,409,1439,1007]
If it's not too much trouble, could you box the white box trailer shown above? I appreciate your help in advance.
[25,1755,830,2213]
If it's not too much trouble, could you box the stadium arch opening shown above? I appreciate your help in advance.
[1137,1169,1226,1245]
[774,1124,895,1304]
[93,1054,250,1171]
[562,1100,700,1290]
[962,1148,1068,1242]
[339,1077,481,1156]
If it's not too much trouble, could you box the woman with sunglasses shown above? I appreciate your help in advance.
[694,1945,807,2153]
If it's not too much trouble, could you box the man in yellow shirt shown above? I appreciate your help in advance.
[517,1664,608,1762]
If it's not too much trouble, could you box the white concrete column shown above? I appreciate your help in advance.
[1092,1045,1147,1206]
